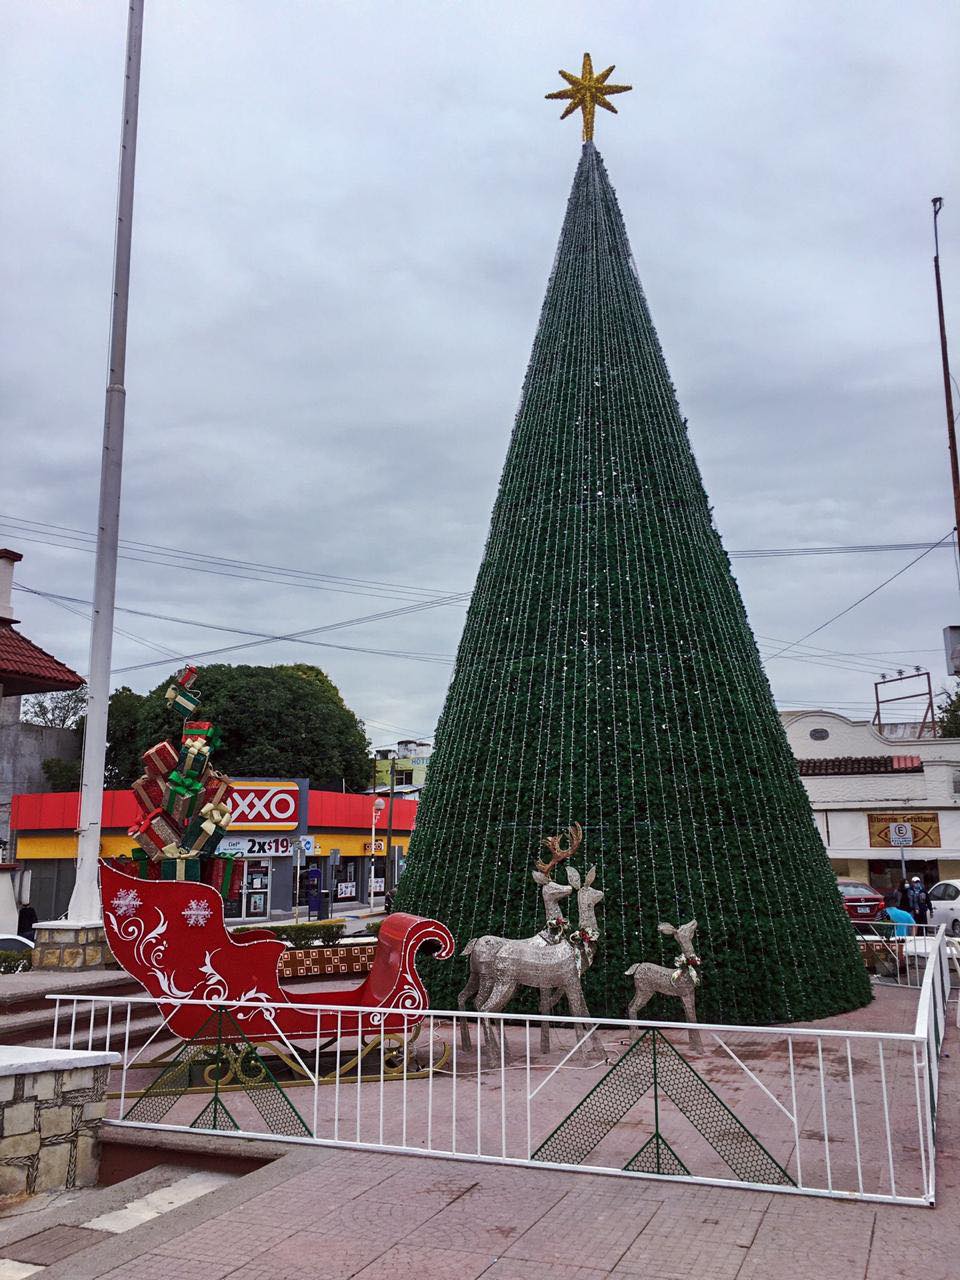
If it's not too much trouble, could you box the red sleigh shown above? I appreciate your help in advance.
[99,860,454,1044]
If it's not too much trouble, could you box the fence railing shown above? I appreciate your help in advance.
[852,920,960,988]
[48,926,952,1208]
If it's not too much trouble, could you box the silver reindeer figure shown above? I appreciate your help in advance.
[626,920,703,1052]
[460,845,603,1061]
[457,825,579,1043]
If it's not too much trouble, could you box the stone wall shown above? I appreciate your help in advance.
[33,924,111,971]
[0,1049,119,1196]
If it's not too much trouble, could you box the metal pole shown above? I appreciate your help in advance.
[932,199,960,547]
[69,0,145,922]
[384,758,396,891]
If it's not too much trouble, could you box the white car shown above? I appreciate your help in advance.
[927,880,960,936]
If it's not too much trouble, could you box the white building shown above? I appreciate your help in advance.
[781,710,960,894]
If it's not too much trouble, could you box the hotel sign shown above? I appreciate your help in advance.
[868,812,940,850]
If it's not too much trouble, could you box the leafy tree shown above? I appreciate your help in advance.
[104,686,146,788]
[134,664,371,790]
[41,756,81,791]
[937,682,960,737]
[22,686,87,728]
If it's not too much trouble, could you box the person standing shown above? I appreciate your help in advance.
[907,875,932,925]
[894,878,910,911]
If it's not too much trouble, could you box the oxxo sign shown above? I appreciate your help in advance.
[228,780,302,832]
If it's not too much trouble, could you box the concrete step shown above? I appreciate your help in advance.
[0,972,140,1020]
[0,1003,164,1052]
[0,1160,240,1274]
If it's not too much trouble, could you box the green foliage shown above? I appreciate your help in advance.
[233,921,346,948]
[41,756,81,792]
[134,664,370,790]
[104,687,146,788]
[0,950,31,974]
[394,143,871,1026]
[364,921,382,937]
[937,682,960,738]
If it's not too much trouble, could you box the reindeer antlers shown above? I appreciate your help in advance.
[536,822,583,877]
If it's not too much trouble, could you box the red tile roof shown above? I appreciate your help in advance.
[797,755,923,777]
[0,623,84,696]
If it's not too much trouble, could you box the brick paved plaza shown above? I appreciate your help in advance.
[0,981,952,1280]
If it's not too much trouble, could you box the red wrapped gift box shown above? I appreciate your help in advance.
[142,740,178,778]
[132,773,164,813]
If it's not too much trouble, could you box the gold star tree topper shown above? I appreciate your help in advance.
[545,53,632,143]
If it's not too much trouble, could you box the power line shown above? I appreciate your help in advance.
[15,584,461,671]
[0,515,457,605]
[1,514,954,610]
[764,530,956,663]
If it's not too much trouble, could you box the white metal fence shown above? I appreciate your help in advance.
[49,925,954,1207]
[853,920,960,989]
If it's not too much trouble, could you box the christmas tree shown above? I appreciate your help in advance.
[395,57,871,1024]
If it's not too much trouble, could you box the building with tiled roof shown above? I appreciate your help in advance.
[781,709,960,897]
[0,549,84,860]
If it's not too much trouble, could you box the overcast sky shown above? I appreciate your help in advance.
[2,1,958,745]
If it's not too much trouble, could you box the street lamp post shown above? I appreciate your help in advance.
[369,796,385,909]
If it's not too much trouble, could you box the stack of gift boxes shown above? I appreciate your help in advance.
[124,667,242,901]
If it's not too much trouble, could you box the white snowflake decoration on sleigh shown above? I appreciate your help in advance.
[110,887,142,919]
[182,899,213,928]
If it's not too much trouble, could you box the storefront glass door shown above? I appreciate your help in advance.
[244,861,270,918]
[224,859,272,919]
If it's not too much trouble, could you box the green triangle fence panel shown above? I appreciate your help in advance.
[123,1008,310,1138]
[191,1096,240,1133]
[532,1030,655,1165]
[533,1029,793,1187]
[394,138,871,1027]
[624,1132,689,1177]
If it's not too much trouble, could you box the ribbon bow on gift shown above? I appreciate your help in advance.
[167,770,203,797]
[201,800,232,828]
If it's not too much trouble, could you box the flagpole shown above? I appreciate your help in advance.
[68,0,145,922]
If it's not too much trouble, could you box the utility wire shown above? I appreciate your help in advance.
[765,529,956,662]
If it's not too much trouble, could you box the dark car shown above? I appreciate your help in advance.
[837,879,884,922]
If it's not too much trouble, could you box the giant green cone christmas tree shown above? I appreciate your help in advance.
[395,137,871,1025]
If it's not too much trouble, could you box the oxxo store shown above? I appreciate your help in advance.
[9,781,417,922]
[217,779,306,921]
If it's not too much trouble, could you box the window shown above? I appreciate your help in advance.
[953,771,960,795]
[934,883,960,901]
[395,770,414,786]
[810,728,830,741]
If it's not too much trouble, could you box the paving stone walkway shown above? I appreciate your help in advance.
[1,995,955,1279]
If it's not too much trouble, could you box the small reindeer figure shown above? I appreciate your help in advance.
[626,920,703,1052]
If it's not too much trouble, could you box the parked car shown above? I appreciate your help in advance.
[0,934,34,973]
[927,880,960,936]
[0,935,34,953]
[837,879,884,922]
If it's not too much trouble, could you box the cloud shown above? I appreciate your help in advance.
[2,0,958,741]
